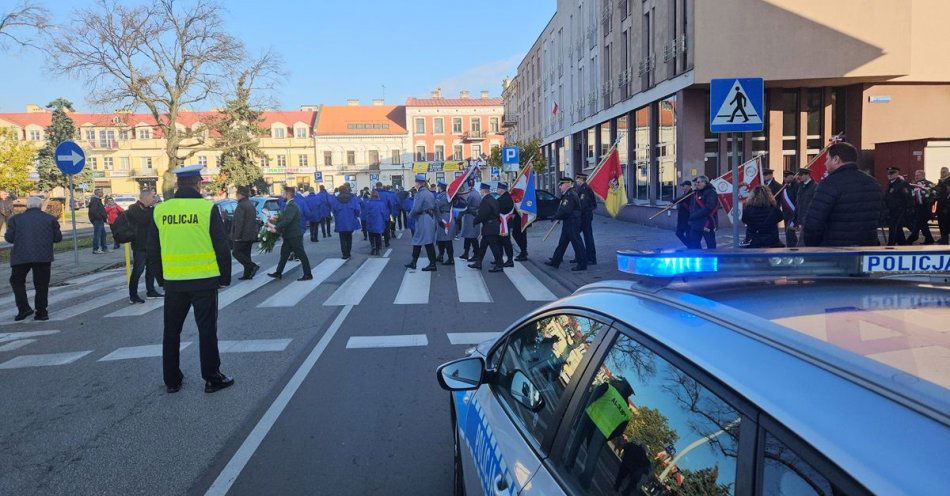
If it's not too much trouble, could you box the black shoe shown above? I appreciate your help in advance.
[589,260,598,265]
[405,262,417,270]
[297,275,314,281]
[503,260,514,268]
[571,265,587,271]
[421,263,437,272]
[146,291,164,298]
[238,275,252,280]
[489,266,503,273]
[459,254,470,261]
[166,382,182,393]
[250,264,260,278]
[385,242,390,248]
[569,259,578,264]
[515,254,528,262]
[468,263,482,270]
[34,312,49,321]
[205,373,234,393]
[267,272,282,279]
[544,261,559,268]
[14,309,34,321]
[130,295,146,304]
[443,259,454,266]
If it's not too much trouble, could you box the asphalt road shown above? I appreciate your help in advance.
[0,229,571,495]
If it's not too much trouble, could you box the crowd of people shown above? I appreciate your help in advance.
[673,141,950,249]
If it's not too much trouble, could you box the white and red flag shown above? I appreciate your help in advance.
[511,164,538,231]
[711,156,763,224]
[447,163,478,201]
[802,134,844,183]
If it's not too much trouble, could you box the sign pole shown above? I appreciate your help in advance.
[69,174,78,265]
[730,133,740,244]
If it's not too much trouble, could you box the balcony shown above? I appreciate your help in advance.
[502,115,518,127]
[86,140,118,150]
[130,168,159,178]
[619,0,629,19]
[462,131,486,141]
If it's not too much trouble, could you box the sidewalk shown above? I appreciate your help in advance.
[0,247,125,297]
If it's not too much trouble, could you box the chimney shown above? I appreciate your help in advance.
[431,88,442,99]
[372,99,384,106]
[480,90,490,99]
[346,99,360,106]
[459,90,470,99]
[25,104,44,113]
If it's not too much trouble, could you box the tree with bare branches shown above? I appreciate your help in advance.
[46,0,250,197]
[0,1,48,52]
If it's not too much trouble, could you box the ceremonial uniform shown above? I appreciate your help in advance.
[434,186,456,264]
[317,188,332,238]
[496,184,515,267]
[907,178,935,244]
[470,184,503,271]
[147,166,233,394]
[362,196,387,255]
[305,191,322,243]
[793,176,817,243]
[937,175,950,244]
[884,173,914,246]
[460,187,481,259]
[547,179,587,270]
[406,175,438,271]
[576,180,597,265]
[779,172,799,247]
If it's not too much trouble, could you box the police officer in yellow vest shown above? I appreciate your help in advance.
[147,165,234,394]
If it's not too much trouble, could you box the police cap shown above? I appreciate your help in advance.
[174,165,204,179]
[559,176,574,184]
[886,166,901,174]
[479,182,491,191]
[795,168,812,177]
[496,182,508,190]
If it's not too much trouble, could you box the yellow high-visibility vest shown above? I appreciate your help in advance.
[153,198,220,281]
[585,384,633,438]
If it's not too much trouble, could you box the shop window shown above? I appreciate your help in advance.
[657,96,676,203]
[633,105,651,202]
[805,89,824,160]
[780,90,799,172]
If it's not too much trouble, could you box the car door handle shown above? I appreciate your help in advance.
[493,473,510,495]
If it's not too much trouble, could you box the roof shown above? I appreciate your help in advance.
[405,97,503,107]
[314,105,406,136]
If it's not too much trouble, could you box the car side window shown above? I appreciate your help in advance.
[555,333,743,495]
[492,314,607,446]
[762,432,857,496]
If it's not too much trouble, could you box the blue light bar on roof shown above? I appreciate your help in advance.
[618,254,718,277]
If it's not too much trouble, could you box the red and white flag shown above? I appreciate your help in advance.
[711,156,763,224]
[802,134,844,183]
[447,163,478,201]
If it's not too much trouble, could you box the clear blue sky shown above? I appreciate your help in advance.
[0,0,554,113]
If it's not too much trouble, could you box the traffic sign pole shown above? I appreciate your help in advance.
[69,174,78,265]
[730,133,740,244]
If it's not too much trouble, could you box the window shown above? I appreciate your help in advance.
[197,156,208,167]
[831,87,847,137]
[490,314,607,445]
[780,90,800,172]
[260,155,269,167]
[346,150,355,166]
[634,105,651,202]
[141,157,152,169]
[29,129,41,141]
[391,150,401,164]
[453,144,463,161]
[85,129,96,141]
[805,89,824,159]
[368,150,379,166]
[119,157,130,170]
[452,117,463,134]
[99,130,115,148]
[216,155,223,167]
[658,96,676,203]
[103,157,113,170]
[434,145,445,162]
[471,144,482,160]
[434,118,444,134]
[323,151,332,166]
[761,432,857,496]
[556,332,743,495]
[415,145,426,161]
[119,129,129,140]
[415,118,425,134]
[489,117,499,133]
[295,126,308,138]
[88,157,98,169]
[137,128,150,140]
[272,127,286,139]
[298,154,309,167]
[276,155,287,167]
[471,117,481,133]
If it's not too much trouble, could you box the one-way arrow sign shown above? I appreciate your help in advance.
[54,141,86,175]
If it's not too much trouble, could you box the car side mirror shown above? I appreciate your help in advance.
[437,357,485,391]
[510,370,544,412]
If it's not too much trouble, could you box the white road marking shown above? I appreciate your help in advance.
[0,339,37,352]
[504,262,557,301]
[257,259,345,307]
[205,305,353,496]
[454,264,492,303]
[0,330,60,343]
[107,265,244,317]
[98,342,191,361]
[394,269,430,304]
[323,258,388,306]
[396,231,403,239]
[0,351,92,369]
[0,275,125,308]
[218,262,298,309]
[44,291,137,322]
[383,248,392,258]
[66,269,124,285]
[218,339,292,353]
[447,332,501,345]
[346,334,428,349]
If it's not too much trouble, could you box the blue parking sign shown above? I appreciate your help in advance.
[709,78,764,133]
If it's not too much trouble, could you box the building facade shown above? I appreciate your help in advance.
[506,0,950,226]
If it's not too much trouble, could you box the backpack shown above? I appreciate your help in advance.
[111,211,136,244]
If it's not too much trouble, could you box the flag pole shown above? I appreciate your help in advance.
[648,191,694,220]
[543,220,559,241]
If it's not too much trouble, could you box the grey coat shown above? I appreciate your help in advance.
[4,208,63,266]
[460,189,481,239]
[231,197,259,242]
[435,192,456,242]
[410,187,437,246]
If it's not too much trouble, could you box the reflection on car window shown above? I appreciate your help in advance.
[763,432,853,496]
[557,333,742,495]
[494,314,607,446]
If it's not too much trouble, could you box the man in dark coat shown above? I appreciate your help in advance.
[5,196,62,321]
[883,166,915,246]
[674,180,693,247]
[803,142,883,247]
[268,186,313,280]
[545,177,587,271]
[906,169,936,244]
[496,182,516,267]
[779,170,799,247]
[126,190,162,303]
[686,176,718,249]
[793,168,817,243]
[231,187,260,280]
[937,167,950,244]
[574,173,597,265]
[468,183,503,272]
[88,189,109,253]
[763,168,781,196]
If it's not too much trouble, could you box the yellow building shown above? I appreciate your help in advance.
[0,105,319,196]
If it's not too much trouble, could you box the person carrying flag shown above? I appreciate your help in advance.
[434,181,456,265]
[496,182,515,267]
[686,176,718,249]
[459,181,482,261]
[574,173,597,265]
[468,183,503,272]
[545,177,587,271]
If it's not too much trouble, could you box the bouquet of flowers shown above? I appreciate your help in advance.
[258,209,281,254]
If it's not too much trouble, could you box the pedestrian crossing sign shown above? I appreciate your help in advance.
[710,78,764,133]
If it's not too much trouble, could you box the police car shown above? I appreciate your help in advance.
[437,247,950,496]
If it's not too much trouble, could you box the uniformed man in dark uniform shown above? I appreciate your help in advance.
[793,168,817,244]
[574,173,597,265]
[495,182,516,267]
[148,165,234,394]
[762,169,781,196]
[545,177,587,271]
[906,169,935,244]
[674,180,693,247]
[779,170,798,247]
[468,183,503,272]
[884,166,914,246]
[937,166,950,244]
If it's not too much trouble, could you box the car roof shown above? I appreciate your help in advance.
[546,280,950,495]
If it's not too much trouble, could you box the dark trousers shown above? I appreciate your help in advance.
[130,249,157,297]
[369,232,382,253]
[411,244,436,264]
[163,289,221,385]
[510,216,527,256]
[580,211,596,263]
[463,237,478,257]
[907,208,935,243]
[10,262,51,314]
[939,210,950,243]
[339,231,353,258]
[675,223,690,247]
[887,218,908,246]
[92,221,108,251]
[232,241,256,278]
[551,219,586,267]
[309,222,320,242]
[500,233,514,261]
[111,228,121,249]
[276,235,312,276]
[321,217,332,237]
[474,235,502,266]
[686,227,717,249]
[383,220,391,246]
[437,240,454,260]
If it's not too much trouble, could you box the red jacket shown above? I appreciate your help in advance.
[105,204,124,225]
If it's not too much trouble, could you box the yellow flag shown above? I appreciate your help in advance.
[605,173,626,218]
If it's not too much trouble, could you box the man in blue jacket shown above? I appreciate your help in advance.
[374,182,393,248]
[330,184,361,259]
[305,187,322,243]
[5,196,62,321]
[317,185,332,238]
